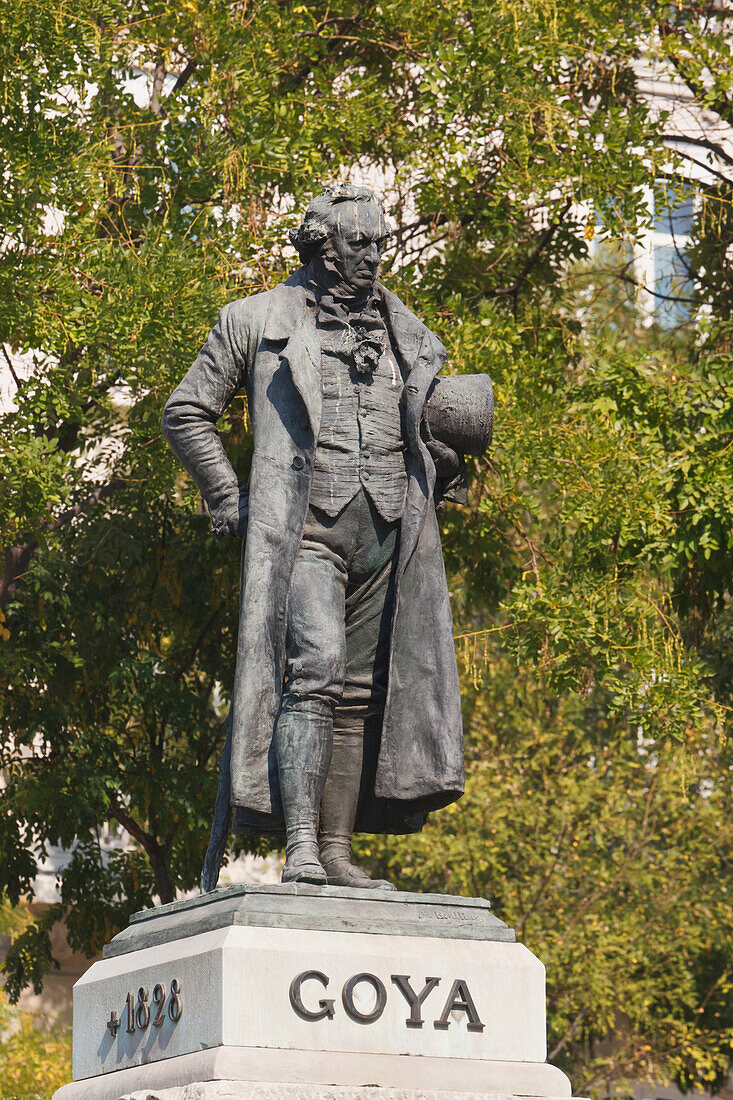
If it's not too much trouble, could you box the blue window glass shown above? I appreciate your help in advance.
[654,243,693,327]
[653,190,694,236]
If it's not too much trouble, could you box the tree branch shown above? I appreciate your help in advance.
[663,133,733,171]
[150,55,167,118]
[172,58,198,93]
[616,271,700,307]
[1,478,128,610]
[172,603,223,686]
[2,344,22,389]
[661,146,732,185]
[108,794,173,903]
[548,1008,587,1062]
[107,794,154,851]
[514,822,569,936]
[49,478,128,534]
[492,200,572,312]
[658,20,733,125]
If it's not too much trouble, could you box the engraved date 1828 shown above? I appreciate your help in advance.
[106,979,183,1038]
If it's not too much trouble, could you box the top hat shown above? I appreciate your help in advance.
[424,374,494,457]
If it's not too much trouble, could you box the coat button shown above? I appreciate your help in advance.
[292,455,305,470]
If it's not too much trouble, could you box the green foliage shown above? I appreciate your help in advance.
[360,659,733,1094]
[0,990,71,1100]
[1,0,733,1095]
[0,904,71,1099]
[360,288,733,1092]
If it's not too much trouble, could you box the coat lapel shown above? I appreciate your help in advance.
[260,276,446,452]
[263,279,322,439]
[379,284,426,375]
[378,283,449,577]
[282,312,322,439]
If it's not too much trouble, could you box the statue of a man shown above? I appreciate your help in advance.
[162,183,492,890]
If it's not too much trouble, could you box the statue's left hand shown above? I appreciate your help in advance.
[425,437,462,479]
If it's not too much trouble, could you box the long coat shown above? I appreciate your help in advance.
[162,268,465,834]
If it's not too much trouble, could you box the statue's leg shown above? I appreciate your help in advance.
[319,491,399,890]
[319,716,396,890]
[278,533,347,885]
[276,697,333,884]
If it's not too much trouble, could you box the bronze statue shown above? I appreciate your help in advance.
[162,184,492,891]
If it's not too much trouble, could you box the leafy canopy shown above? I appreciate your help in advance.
[1,0,733,1094]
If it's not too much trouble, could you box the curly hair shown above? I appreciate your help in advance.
[289,182,389,264]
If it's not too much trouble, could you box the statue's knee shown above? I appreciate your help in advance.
[286,642,346,705]
[310,647,346,701]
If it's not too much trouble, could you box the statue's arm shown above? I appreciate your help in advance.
[423,372,493,507]
[161,302,250,537]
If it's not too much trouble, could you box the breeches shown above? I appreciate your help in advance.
[284,488,399,718]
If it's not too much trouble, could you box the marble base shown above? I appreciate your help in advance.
[53,1046,572,1100]
[120,1091,571,1100]
[52,884,573,1100]
[121,1091,572,1100]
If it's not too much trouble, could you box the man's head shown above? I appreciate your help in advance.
[289,183,391,296]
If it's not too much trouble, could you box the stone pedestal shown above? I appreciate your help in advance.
[52,884,573,1100]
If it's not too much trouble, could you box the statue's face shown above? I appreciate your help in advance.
[322,200,386,294]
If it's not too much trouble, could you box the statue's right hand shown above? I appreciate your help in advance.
[210,484,249,539]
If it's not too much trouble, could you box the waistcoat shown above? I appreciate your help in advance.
[309,297,407,523]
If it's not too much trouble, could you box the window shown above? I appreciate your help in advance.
[651,185,695,328]
[654,243,693,327]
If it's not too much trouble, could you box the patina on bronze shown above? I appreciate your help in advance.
[162,183,493,892]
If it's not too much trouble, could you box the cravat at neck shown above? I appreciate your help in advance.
[303,265,386,377]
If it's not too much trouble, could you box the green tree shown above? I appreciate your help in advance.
[2,1,732,1095]
[362,311,733,1091]
[0,989,72,1100]
[0,903,72,1099]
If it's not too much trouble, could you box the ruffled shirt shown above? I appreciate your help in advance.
[304,272,408,521]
